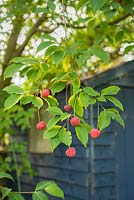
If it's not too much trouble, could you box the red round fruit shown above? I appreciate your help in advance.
[66,147,76,157]
[41,89,50,98]
[70,117,80,126]
[90,128,101,138]
[36,121,46,130]
[64,104,72,112]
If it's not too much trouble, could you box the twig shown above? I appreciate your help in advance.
[10,139,21,192]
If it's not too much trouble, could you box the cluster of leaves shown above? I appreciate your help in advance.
[0,172,64,200]
[0,105,36,137]
[44,85,124,151]
[3,64,124,151]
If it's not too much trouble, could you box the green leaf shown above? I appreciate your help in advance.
[19,66,31,77]
[32,191,48,200]
[4,63,23,79]
[115,31,124,42]
[101,86,120,96]
[87,97,96,104]
[8,193,25,200]
[98,110,111,130]
[68,95,75,107]
[98,95,106,102]
[67,45,76,57]
[45,45,59,57]
[3,85,24,94]
[52,50,65,65]
[106,96,124,111]
[27,69,40,81]
[32,96,43,108]
[0,172,14,181]
[47,107,63,115]
[42,34,57,42]
[114,113,125,128]
[51,136,61,151]
[83,87,99,96]
[11,57,38,64]
[105,9,117,20]
[45,182,64,199]
[60,113,71,121]
[48,0,56,11]
[35,180,54,191]
[75,97,83,117]
[1,187,12,199]
[76,52,90,67]
[75,125,89,147]
[91,47,109,63]
[107,109,117,119]
[4,94,23,111]
[37,41,55,52]
[59,129,72,146]
[46,96,59,107]
[79,92,90,108]
[44,126,61,139]
[53,72,68,82]
[40,63,49,72]
[20,95,34,105]
[51,81,66,95]
[90,0,106,12]
[72,78,81,95]
[69,72,77,82]
[124,45,134,54]
[47,116,61,129]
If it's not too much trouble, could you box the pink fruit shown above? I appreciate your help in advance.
[66,147,76,157]
[64,104,72,112]
[70,117,80,126]
[90,128,101,138]
[41,89,50,98]
[36,121,46,130]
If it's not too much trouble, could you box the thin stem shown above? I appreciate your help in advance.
[10,139,21,192]
[65,84,68,104]
[97,100,99,129]
[37,109,41,122]
[73,95,77,116]
[67,118,70,131]
[99,102,105,110]
[13,191,34,194]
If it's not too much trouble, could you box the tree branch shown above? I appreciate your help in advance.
[57,22,87,29]
[109,13,130,25]
[36,25,58,34]
[14,13,48,57]
[0,16,24,89]
[3,16,24,66]
[58,13,130,30]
